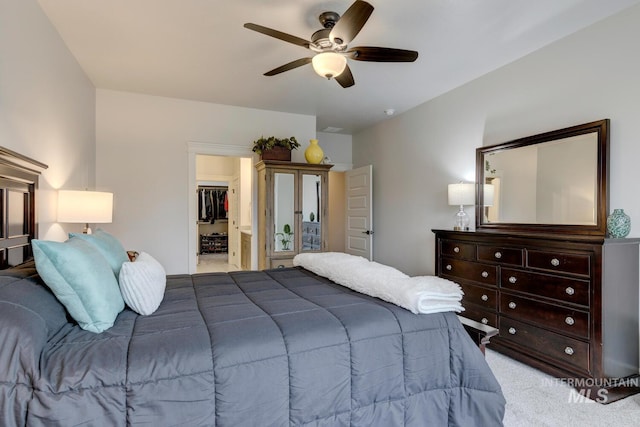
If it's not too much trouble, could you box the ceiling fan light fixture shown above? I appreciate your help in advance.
[312,52,347,79]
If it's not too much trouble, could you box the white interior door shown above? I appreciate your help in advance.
[345,165,373,260]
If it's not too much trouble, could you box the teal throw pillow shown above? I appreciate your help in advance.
[32,237,125,333]
[70,229,129,277]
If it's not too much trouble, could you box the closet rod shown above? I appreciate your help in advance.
[198,185,228,190]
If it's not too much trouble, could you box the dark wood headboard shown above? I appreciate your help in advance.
[0,146,48,269]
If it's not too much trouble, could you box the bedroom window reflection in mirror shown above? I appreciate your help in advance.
[274,172,295,252]
[302,174,321,251]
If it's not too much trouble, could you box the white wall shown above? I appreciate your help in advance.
[0,0,95,241]
[353,3,640,276]
[315,132,353,171]
[96,89,321,273]
[196,155,237,181]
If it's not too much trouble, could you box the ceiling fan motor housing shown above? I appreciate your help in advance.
[311,28,341,51]
[318,11,345,47]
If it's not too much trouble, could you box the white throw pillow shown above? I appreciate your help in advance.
[118,252,166,315]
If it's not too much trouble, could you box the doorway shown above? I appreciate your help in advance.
[187,142,255,274]
[195,155,253,273]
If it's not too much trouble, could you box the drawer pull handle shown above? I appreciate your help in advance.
[454,246,460,253]
[481,294,489,302]
[494,251,502,259]
[508,276,517,284]
[565,346,574,356]
[508,327,517,335]
[481,271,489,278]
[481,317,488,325]
[565,316,575,326]
[551,258,560,267]
[446,264,452,271]
[566,287,575,296]
[508,301,517,309]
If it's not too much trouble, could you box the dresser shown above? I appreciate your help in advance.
[433,229,640,384]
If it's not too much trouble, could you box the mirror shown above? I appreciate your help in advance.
[301,173,322,251]
[476,119,609,235]
[274,172,295,251]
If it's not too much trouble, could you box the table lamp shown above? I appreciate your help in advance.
[58,190,113,234]
[448,183,475,231]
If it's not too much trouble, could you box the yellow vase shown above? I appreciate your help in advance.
[305,139,324,164]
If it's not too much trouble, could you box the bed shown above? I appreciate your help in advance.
[0,148,505,426]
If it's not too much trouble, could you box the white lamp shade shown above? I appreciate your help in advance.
[448,183,475,206]
[58,190,113,223]
[312,52,347,79]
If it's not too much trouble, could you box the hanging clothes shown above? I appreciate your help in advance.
[200,189,207,219]
[198,187,228,222]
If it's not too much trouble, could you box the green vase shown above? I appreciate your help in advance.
[304,139,324,164]
[607,209,631,238]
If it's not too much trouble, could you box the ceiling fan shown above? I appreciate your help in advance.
[244,0,418,88]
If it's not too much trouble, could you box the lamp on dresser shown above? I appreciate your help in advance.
[57,190,113,234]
[448,182,475,231]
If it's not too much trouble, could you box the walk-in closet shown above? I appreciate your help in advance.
[198,185,229,254]
[196,155,253,273]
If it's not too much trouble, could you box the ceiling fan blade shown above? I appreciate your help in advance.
[346,46,418,62]
[335,64,355,88]
[244,23,311,49]
[329,0,374,46]
[264,58,313,76]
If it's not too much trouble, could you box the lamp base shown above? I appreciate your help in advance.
[453,206,470,231]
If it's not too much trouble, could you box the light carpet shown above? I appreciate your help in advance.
[485,349,640,426]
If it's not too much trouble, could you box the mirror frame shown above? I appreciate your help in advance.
[476,119,609,236]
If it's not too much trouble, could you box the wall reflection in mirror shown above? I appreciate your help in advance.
[483,133,598,225]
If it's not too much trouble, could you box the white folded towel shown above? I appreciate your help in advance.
[293,252,463,315]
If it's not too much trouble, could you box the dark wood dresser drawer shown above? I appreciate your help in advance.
[441,240,476,260]
[500,317,590,373]
[434,228,640,387]
[460,283,497,310]
[501,268,590,307]
[477,245,523,266]
[440,258,498,286]
[527,250,591,277]
[462,304,497,328]
[500,293,589,338]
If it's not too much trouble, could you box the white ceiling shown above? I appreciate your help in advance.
[38,0,640,135]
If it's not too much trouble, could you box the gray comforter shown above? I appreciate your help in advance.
[0,264,505,426]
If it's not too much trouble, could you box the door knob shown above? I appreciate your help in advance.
[362,230,374,235]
